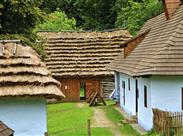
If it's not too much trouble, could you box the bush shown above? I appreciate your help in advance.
[36,11,77,31]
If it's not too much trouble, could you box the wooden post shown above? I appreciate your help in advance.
[88,119,91,136]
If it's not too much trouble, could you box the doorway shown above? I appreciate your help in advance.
[135,79,139,114]
[80,82,86,100]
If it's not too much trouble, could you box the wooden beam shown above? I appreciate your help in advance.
[13,43,17,56]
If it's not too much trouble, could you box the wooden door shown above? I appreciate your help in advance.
[85,79,101,99]
[60,79,80,101]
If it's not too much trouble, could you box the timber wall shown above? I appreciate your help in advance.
[56,76,114,101]
[102,76,115,98]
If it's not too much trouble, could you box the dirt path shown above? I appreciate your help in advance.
[76,102,84,108]
[91,108,122,136]
[91,108,115,127]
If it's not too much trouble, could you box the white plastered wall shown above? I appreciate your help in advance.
[0,97,47,136]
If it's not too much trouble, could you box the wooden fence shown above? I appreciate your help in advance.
[153,109,183,136]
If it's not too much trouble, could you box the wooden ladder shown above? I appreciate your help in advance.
[87,90,106,106]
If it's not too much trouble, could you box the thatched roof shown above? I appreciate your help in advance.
[108,5,183,76]
[0,121,14,136]
[0,40,64,99]
[39,29,132,77]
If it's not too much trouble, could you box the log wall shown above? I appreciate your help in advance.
[102,76,115,99]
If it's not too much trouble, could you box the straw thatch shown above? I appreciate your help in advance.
[39,29,132,77]
[0,40,64,99]
[0,121,14,136]
[108,5,183,76]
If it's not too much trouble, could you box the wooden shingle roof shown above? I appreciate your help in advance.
[108,5,183,76]
[39,29,132,77]
[0,40,64,99]
[0,121,14,136]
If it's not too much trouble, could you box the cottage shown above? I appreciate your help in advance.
[0,40,64,136]
[39,30,131,101]
[108,0,183,130]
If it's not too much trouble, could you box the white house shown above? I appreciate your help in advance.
[0,40,65,136]
[108,0,183,131]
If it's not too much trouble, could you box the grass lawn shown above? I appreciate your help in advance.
[47,101,154,136]
[47,102,112,136]
[101,101,140,136]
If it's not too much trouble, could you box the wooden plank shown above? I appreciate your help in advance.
[89,92,98,106]
[13,43,17,56]
[0,43,4,56]
[59,79,80,101]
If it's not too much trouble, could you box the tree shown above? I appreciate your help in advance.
[0,0,45,59]
[36,11,77,31]
[40,0,117,30]
[0,0,43,34]
[0,3,3,29]
[115,0,163,35]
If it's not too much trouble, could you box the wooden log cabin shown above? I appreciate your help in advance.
[39,29,132,101]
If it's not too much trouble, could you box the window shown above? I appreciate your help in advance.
[122,81,125,105]
[116,72,120,91]
[128,78,130,91]
[144,86,147,108]
[122,81,125,89]
[182,88,183,110]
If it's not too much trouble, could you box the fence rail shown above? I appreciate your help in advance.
[153,109,183,136]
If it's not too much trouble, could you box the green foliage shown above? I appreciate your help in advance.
[115,0,163,35]
[145,129,161,136]
[40,0,117,30]
[47,103,94,136]
[101,101,140,136]
[74,0,117,30]
[0,3,3,29]
[36,11,77,31]
[101,101,124,123]
[0,0,43,34]
[48,101,140,136]
[0,0,46,58]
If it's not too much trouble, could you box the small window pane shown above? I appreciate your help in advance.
[144,86,147,108]
[128,78,130,91]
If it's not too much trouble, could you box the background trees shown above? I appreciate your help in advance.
[0,0,43,34]
[0,0,164,57]
[0,0,163,35]
[40,0,117,30]
[115,0,163,35]
[40,0,163,33]
[36,11,77,31]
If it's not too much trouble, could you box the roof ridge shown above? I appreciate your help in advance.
[38,28,126,33]
[0,40,21,43]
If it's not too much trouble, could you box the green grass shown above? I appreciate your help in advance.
[80,87,85,97]
[47,103,92,136]
[91,128,113,136]
[101,101,140,136]
[47,101,145,136]
[101,101,124,123]
[47,102,112,136]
